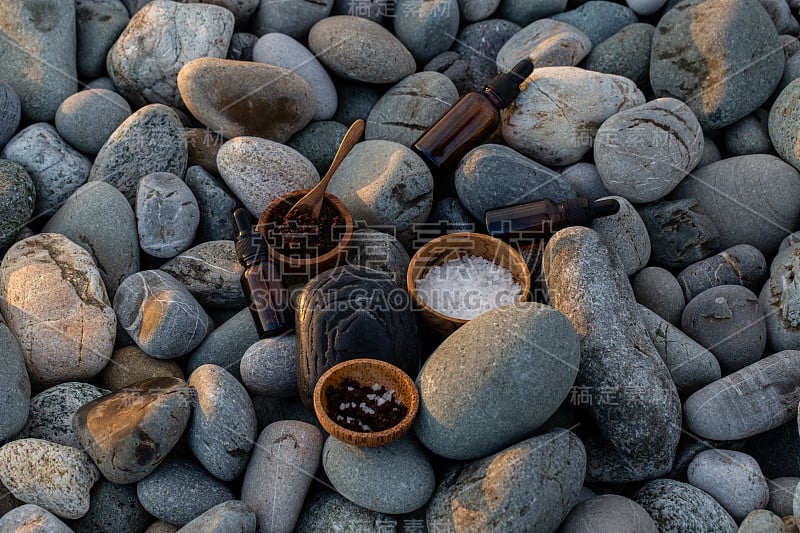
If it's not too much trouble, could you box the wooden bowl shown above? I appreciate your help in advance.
[313,358,419,448]
[257,189,354,283]
[407,232,531,337]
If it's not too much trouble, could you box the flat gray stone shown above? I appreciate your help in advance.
[0,80,21,150]
[43,181,139,297]
[71,479,151,533]
[107,0,234,108]
[0,504,72,532]
[427,430,586,532]
[496,19,592,72]
[684,350,800,440]
[687,449,769,521]
[295,490,395,533]
[551,1,637,45]
[113,270,211,358]
[393,0,459,64]
[184,0,259,27]
[17,382,107,448]
[682,285,766,373]
[366,72,459,147]
[185,166,239,242]
[595,98,704,203]
[0,323,30,440]
[634,479,737,532]
[1,123,91,216]
[76,0,130,79]
[0,439,100,520]
[638,198,721,269]
[678,244,767,302]
[253,0,333,38]
[591,195,651,276]
[639,305,721,395]
[89,103,188,205]
[72,377,193,484]
[323,436,435,514]
[186,308,260,381]
[55,89,131,155]
[136,172,199,258]
[559,494,658,533]
[501,66,645,166]
[160,240,245,309]
[650,0,783,129]
[543,227,681,482]
[288,121,349,176]
[187,364,257,482]
[240,334,298,398]
[455,144,575,221]
[217,136,318,218]
[723,110,772,156]
[767,477,798,516]
[415,303,580,460]
[309,16,416,84]
[632,267,686,325]
[136,458,234,526]
[327,140,433,247]
[560,163,612,202]
[498,0,566,25]
[458,0,500,21]
[333,83,382,125]
[176,500,256,533]
[0,233,116,386]
[178,57,315,143]
[241,421,324,533]
[253,33,337,121]
[0,1,77,122]
[0,160,34,249]
[668,155,800,254]
[583,23,655,89]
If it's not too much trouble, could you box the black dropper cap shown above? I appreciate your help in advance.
[563,198,621,226]
[233,208,267,266]
[484,58,534,108]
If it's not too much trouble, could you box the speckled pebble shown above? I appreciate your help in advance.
[0,438,100,520]
[0,160,34,250]
[632,267,685,325]
[0,504,72,533]
[0,323,30,440]
[176,500,256,533]
[0,80,21,150]
[71,479,151,533]
[17,382,107,448]
[240,334,298,398]
[136,458,234,526]
[634,479,737,532]
[1,123,91,216]
[590,196,651,276]
[295,490,396,533]
[187,364,257,481]
[453,19,522,93]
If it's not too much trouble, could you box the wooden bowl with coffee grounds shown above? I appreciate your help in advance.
[407,232,531,338]
[313,358,419,448]
[258,189,354,283]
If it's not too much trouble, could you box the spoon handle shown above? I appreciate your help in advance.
[322,118,365,183]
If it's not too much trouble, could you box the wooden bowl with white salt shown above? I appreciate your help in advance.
[407,232,531,337]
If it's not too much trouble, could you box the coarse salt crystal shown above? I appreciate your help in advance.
[415,255,521,320]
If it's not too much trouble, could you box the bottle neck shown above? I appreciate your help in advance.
[483,87,506,109]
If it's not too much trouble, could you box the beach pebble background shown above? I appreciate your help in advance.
[1,0,800,530]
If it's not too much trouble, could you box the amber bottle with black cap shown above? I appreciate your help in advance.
[413,58,534,170]
[485,197,621,238]
[233,208,292,338]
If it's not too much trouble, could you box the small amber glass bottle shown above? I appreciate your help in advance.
[484,198,621,238]
[233,209,292,338]
[413,58,534,169]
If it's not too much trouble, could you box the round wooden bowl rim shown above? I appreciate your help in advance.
[406,231,532,325]
[313,358,420,447]
[257,189,354,267]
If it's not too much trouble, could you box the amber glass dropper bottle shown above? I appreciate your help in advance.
[413,58,534,170]
[484,197,621,238]
[233,209,292,338]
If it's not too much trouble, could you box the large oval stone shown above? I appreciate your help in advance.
[72,377,193,484]
[296,266,421,407]
[543,226,681,482]
[178,57,316,143]
[414,303,580,461]
[426,429,586,532]
[650,0,784,129]
[0,233,116,386]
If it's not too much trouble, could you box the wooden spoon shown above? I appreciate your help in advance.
[285,119,365,220]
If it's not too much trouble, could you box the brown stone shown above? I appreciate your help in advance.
[98,346,184,391]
